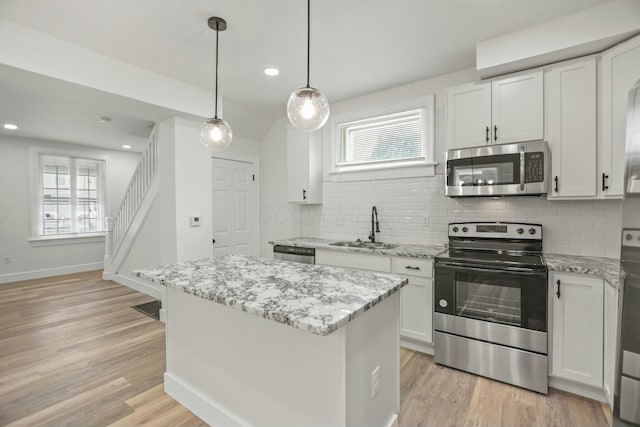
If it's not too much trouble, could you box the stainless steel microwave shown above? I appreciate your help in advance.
[445,140,549,197]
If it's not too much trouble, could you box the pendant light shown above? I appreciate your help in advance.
[200,17,232,150]
[287,0,330,131]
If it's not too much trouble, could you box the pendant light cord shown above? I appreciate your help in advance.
[214,22,220,118]
[306,0,310,88]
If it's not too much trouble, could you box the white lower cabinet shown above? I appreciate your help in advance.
[604,282,619,407]
[392,257,433,345]
[315,250,391,272]
[398,276,433,344]
[315,250,434,348]
[550,272,604,388]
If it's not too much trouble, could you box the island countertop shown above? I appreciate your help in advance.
[133,254,408,336]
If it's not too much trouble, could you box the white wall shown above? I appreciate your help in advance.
[120,117,262,275]
[292,68,623,259]
[259,117,301,258]
[0,135,139,282]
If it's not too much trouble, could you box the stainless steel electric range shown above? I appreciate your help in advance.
[434,222,548,394]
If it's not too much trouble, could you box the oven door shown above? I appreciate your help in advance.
[434,262,548,353]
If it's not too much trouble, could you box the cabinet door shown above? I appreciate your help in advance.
[546,59,597,199]
[400,276,433,344]
[551,273,604,387]
[492,71,544,144]
[446,82,492,149]
[599,35,640,198]
[604,283,619,408]
[286,126,309,203]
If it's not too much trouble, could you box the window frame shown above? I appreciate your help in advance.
[329,95,436,181]
[29,146,108,244]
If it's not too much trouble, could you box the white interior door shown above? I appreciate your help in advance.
[212,158,257,257]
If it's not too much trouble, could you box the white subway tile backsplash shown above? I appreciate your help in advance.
[300,175,623,258]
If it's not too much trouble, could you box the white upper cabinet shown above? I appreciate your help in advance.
[286,126,322,204]
[446,82,492,149]
[599,34,640,199]
[545,58,597,199]
[446,70,544,150]
[550,272,604,388]
[492,71,544,144]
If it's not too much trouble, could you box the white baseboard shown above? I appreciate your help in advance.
[401,337,434,356]
[164,372,250,427]
[549,376,607,402]
[103,271,162,300]
[0,262,104,284]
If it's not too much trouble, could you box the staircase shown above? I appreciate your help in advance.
[103,124,161,299]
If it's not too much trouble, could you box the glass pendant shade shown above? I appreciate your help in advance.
[287,86,330,131]
[200,117,232,150]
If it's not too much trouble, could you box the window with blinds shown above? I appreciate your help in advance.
[40,155,104,236]
[337,109,425,169]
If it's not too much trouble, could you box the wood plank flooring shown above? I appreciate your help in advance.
[0,271,611,427]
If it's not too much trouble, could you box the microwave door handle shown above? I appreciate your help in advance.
[519,146,525,191]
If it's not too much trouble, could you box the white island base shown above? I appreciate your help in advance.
[164,287,401,427]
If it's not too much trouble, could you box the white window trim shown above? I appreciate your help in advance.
[329,95,436,182]
[29,146,109,243]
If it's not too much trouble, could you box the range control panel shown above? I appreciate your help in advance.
[449,222,543,240]
[622,229,640,248]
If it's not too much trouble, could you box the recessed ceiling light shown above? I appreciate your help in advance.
[122,145,132,149]
[3,123,18,130]
[264,68,279,77]
[99,116,112,124]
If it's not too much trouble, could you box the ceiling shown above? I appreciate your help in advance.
[0,0,617,150]
[0,0,613,119]
[0,64,164,152]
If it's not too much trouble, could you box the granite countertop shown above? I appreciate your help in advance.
[544,254,622,290]
[269,237,447,259]
[133,254,408,336]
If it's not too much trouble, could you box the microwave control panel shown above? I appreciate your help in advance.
[524,152,545,183]
[525,152,545,183]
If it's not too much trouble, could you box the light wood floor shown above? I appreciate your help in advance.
[0,271,612,427]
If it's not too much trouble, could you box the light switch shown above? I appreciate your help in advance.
[190,216,201,227]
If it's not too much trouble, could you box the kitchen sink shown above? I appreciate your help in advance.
[329,241,398,249]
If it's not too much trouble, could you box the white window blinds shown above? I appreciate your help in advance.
[338,109,425,168]
[39,154,105,236]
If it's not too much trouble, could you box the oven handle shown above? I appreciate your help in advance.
[436,261,547,276]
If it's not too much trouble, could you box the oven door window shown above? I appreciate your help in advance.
[447,154,520,187]
[453,269,546,332]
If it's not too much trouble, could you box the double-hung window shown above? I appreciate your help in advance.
[331,95,435,180]
[38,154,105,237]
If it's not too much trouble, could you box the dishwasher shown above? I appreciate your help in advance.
[273,245,315,264]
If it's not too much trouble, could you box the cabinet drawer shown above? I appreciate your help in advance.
[316,250,391,273]
[391,257,433,278]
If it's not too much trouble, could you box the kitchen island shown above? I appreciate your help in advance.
[133,255,408,427]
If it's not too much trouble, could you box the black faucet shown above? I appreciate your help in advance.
[369,206,380,243]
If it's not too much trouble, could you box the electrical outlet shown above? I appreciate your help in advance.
[4,256,11,264]
[371,366,380,398]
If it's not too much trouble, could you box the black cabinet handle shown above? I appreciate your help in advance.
[554,176,559,193]
[404,266,421,270]
[485,126,489,142]
[494,125,498,142]
[212,239,216,244]
[602,173,609,192]
[556,279,561,298]
[302,189,307,200]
